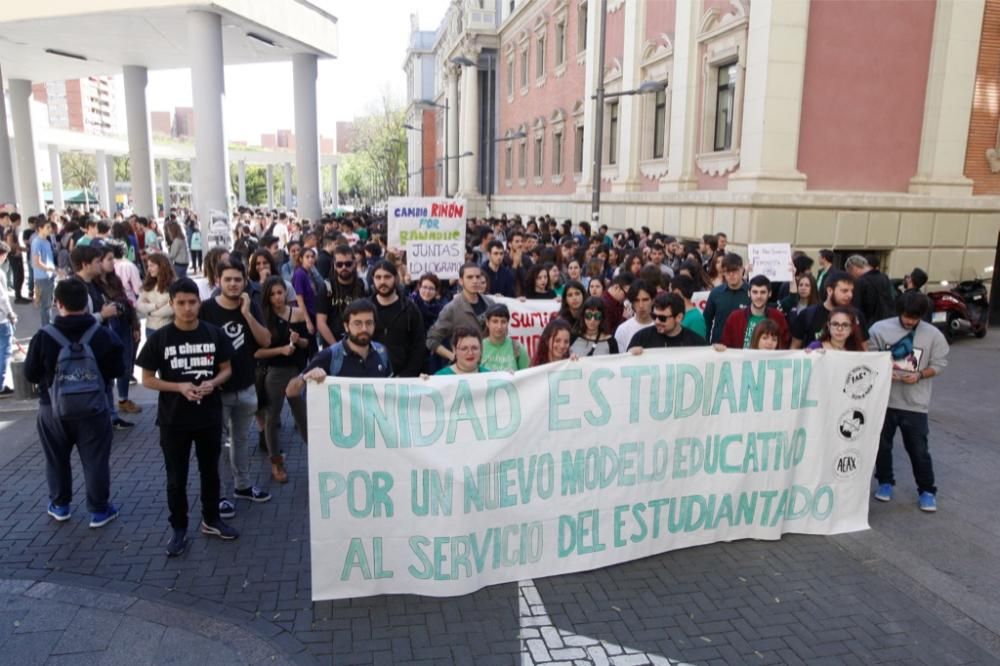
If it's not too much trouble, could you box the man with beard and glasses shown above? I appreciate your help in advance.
[316,244,367,346]
[369,260,426,377]
[285,300,391,443]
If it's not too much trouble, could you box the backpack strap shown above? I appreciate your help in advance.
[79,322,102,346]
[328,342,346,377]
[371,341,390,370]
[43,325,71,347]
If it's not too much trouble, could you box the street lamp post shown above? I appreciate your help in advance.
[588,0,665,226]
[416,98,450,197]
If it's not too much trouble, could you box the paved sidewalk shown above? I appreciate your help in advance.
[0,577,295,665]
[0,295,998,665]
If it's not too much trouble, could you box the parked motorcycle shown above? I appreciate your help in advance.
[928,276,989,341]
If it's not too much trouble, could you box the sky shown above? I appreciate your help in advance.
[139,0,451,145]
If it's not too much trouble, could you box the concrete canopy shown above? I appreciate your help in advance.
[0,0,338,81]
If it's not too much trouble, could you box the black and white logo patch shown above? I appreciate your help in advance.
[837,408,866,441]
[843,365,876,399]
[834,448,861,479]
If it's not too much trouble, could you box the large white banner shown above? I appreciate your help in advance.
[493,296,561,360]
[308,349,892,600]
[388,197,467,280]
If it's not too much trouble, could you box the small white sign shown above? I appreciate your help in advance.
[749,243,793,283]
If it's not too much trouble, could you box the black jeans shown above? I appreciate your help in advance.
[8,255,24,298]
[160,425,223,529]
[875,408,936,495]
[37,404,113,513]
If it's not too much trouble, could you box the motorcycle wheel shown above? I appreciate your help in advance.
[945,313,957,342]
[975,327,987,339]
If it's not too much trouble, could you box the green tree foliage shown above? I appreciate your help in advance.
[60,152,96,191]
[345,90,407,204]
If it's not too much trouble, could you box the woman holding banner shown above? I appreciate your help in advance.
[806,307,867,352]
[532,318,575,366]
[570,297,618,357]
[434,327,491,375]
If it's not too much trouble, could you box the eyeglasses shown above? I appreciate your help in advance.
[335,261,355,269]
[584,312,603,321]
[455,345,481,353]
[653,313,677,323]
[829,321,852,330]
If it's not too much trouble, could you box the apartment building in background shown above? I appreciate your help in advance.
[32,76,119,135]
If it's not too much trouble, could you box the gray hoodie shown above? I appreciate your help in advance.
[868,317,948,413]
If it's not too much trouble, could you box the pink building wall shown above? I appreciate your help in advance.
[797,0,936,192]
[497,0,588,196]
[645,0,676,43]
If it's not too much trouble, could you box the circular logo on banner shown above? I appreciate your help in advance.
[837,408,866,441]
[834,448,862,479]
[843,365,876,399]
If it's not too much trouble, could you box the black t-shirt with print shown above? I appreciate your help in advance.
[628,326,708,350]
[199,297,265,391]
[136,321,234,429]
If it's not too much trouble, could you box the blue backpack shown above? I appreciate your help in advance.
[296,342,391,399]
[327,340,390,376]
[43,323,109,421]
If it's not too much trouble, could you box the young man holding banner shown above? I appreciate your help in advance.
[426,263,494,363]
[628,293,708,351]
[481,304,530,372]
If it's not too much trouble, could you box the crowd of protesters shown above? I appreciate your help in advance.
[3,204,949,557]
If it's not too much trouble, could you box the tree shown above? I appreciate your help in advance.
[60,152,97,208]
[347,89,408,204]
[229,164,286,207]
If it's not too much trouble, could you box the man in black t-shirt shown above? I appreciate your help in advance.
[790,271,868,348]
[628,293,709,351]
[370,260,426,377]
[316,244,367,345]
[137,278,236,557]
[199,258,273,518]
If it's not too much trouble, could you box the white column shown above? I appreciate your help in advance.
[123,65,157,216]
[96,150,111,213]
[660,0,701,191]
[727,0,809,192]
[188,10,231,228]
[330,164,338,207]
[613,0,646,192]
[458,61,480,195]
[909,0,985,196]
[283,162,293,208]
[48,145,64,212]
[577,0,603,195]
[266,163,274,209]
[237,160,247,205]
[446,68,459,196]
[160,158,171,212]
[292,53,322,220]
[0,67,17,207]
[9,78,42,214]
[106,154,117,213]
[190,158,198,212]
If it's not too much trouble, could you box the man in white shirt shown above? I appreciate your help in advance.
[614,280,655,352]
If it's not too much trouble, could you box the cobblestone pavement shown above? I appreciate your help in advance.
[0,299,998,665]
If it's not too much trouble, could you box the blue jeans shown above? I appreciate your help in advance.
[174,263,188,279]
[875,408,936,495]
[36,277,55,327]
[38,404,114,513]
[0,321,11,387]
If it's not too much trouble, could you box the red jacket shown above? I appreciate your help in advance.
[719,306,789,349]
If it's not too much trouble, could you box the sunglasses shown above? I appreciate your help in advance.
[335,261,355,269]
[584,312,603,321]
[653,313,676,323]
